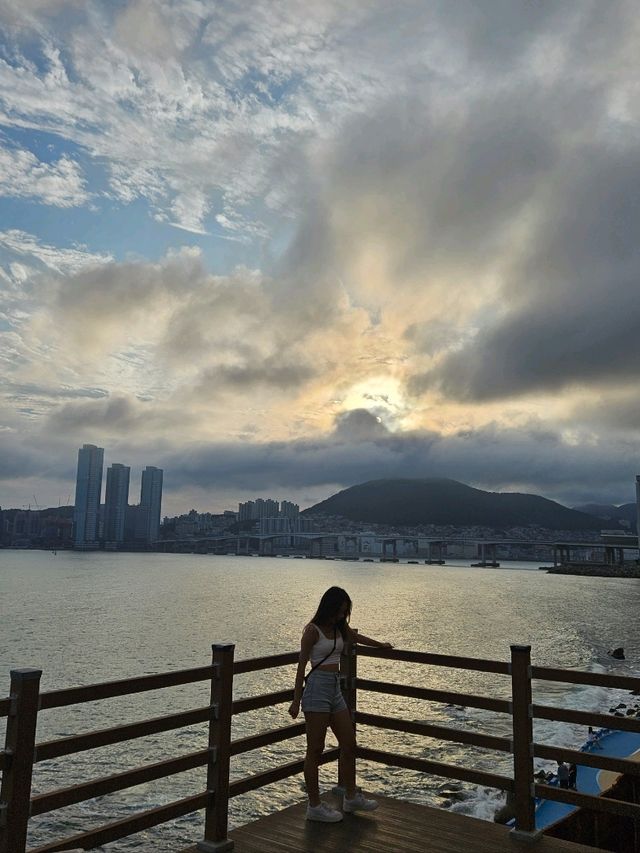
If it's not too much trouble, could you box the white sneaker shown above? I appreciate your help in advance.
[306,801,344,822]
[344,792,378,812]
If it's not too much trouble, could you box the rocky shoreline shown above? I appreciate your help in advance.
[543,562,640,578]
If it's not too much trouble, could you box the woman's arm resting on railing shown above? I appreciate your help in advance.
[347,626,393,648]
[288,624,316,719]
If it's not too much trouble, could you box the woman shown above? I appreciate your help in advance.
[288,586,393,822]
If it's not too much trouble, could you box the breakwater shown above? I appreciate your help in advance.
[545,562,640,578]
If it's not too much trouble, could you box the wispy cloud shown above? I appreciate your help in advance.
[0,229,111,276]
[0,142,89,206]
[0,1,413,233]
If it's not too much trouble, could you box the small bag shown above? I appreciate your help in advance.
[304,626,337,685]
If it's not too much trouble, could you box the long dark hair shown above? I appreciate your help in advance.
[311,586,352,639]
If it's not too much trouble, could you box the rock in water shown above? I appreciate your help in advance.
[609,647,625,660]
[494,793,515,824]
[437,789,465,801]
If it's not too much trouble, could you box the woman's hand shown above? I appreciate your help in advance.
[288,699,300,719]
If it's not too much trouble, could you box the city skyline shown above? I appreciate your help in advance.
[2,3,640,516]
[72,444,163,547]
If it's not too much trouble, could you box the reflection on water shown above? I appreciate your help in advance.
[1,551,639,851]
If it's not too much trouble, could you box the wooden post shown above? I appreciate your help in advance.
[337,629,358,791]
[0,668,42,853]
[510,645,541,842]
[198,644,234,853]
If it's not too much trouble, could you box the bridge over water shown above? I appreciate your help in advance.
[157,533,640,566]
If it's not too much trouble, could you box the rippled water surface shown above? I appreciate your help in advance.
[1,550,639,851]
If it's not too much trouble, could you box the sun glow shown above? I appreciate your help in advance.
[339,376,406,425]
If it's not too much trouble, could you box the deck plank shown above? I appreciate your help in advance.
[181,795,605,852]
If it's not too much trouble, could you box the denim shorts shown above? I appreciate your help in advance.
[302,670,348,714]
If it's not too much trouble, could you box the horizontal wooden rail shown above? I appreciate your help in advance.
[357,646,510,674]
[30,722,307,818]
[28,791,208,853]
[357,678,511,714]
[234,651,298,674]
[534,782,640,821]
[229,747,340,799]
[35,705,213,762]
[30,749,209,817]
[35,651,299,713]
[24,728,329,853]
[33,689,295,763]
[533,741,640,776]
[0,696,9,718]
[38,666,214,711]
[356,711,512,753]
[233,688,293,714]
[531,666,640,692]
[532,703,640,733]
[230,722,305,756]
[26,651,298,716]
[357,746,514,792]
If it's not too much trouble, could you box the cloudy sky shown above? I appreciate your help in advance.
[1,0,639,516]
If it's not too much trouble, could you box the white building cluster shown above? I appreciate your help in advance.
[237,497,313,534]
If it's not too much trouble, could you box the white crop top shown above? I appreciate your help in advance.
[309,624,344,666]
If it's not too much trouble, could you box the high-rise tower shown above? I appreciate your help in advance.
[73,444,104,547]
[280,500,300,520]
[104,463,130,546]
[138,466,163,544]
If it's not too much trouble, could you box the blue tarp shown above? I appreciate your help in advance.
[533,727,640,830]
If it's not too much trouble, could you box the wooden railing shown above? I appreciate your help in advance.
[355,645,640,841]
[1,643,639,852]
[0,648,311,853]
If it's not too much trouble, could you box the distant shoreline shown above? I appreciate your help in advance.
[0,547,548,569]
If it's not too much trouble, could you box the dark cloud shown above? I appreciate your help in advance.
[428,0,574,71]
[154,419,638,507]
[268,187,350,337]
[566,393,640,434]
[411,144,640,400]
[2,409,638,510]
[0,437,52,479]
[322,89,558,286]
[197,356,318,392]
[43,394,198,437]
[159,267,271,362]
[3,382,109,401]
[46,395,140,432]
[332,408,389,441]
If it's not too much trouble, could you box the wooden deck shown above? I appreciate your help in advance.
[182,795,605,852]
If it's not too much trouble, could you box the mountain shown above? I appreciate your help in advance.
[304,478,611,531]
[573,503,637,531]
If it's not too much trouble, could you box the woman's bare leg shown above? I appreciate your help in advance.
[330,709,356,799]
[303,712,330,806]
